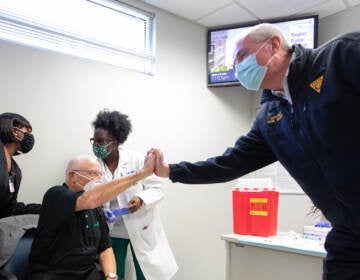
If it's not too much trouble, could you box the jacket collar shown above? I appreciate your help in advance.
[260,44,313,105]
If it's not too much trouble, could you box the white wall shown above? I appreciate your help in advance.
[0,1,254,280]
[318,4,360,44]
[2,1,358,279]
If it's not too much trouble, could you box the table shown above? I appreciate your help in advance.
[221,233,326,280]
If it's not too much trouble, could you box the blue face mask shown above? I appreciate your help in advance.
[235,54,268,91]
[234,40,274,91]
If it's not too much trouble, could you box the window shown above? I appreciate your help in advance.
[0,0,155,74]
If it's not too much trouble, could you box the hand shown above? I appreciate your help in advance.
[103,209,116,223]
[142,152,155,177]
[113,207,131,216]
[127,196,143,213]
[149,148,170,178]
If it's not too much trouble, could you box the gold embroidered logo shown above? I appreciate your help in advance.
[267,112,283,124]
[309,75,323,93]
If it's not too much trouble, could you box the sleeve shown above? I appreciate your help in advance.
[40,186,83,231]
[169,125,277,184]
[9,161,42,215]
[97,208,112,253]
[11,202,41,215]
[136,175,164,208]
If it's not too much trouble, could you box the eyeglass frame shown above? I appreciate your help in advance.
[89,137,114,146]
[72,169,103,177]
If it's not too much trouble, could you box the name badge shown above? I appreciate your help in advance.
[9,178,15,193]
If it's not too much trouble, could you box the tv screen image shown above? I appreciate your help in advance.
[207,15,318,87]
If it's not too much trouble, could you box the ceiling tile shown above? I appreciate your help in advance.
[140,0,356,29]
[348,0,360,6]
[197,3,257,27]
[297,0,346,18]
[144,0,232,21]
[236,0,328,19]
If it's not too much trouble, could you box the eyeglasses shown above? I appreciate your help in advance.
[73,169,102,177]
[14,126,32,134]
[90,137,113,146]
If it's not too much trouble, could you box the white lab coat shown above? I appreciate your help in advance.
[100,148,178,280]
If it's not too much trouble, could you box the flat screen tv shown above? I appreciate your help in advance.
[207,15,318,87]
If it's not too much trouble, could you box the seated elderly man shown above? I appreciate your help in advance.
[29,153,155,280]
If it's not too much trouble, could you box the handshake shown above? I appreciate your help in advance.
[102,149,170,224]
[143,148,170,178]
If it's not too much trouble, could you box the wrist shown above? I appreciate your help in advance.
[164,163,170,177]
[165,163,172,177]
[135,169,147,180]
[105,272,118,279]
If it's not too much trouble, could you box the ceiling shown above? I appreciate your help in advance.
[139,0,360,27]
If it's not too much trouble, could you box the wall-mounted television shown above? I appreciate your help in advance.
[207,15,318,87]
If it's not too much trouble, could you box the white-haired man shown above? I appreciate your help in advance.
[29,154,155,280]
[151,24,360,279]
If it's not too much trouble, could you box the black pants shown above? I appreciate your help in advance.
[29,265,105,280]
[323,227,360,280]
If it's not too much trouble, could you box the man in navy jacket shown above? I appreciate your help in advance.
[151,24,360,280]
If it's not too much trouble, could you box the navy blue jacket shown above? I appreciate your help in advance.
[170,32,360,233]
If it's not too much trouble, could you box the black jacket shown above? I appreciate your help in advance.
[0,140,41,218]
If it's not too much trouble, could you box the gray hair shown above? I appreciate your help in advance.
[65,154,98,177]
[247,23,291,50]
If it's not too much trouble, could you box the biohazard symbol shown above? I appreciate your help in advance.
[309,75,323,93]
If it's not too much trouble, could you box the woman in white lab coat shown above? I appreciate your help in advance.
[91,110,178,280]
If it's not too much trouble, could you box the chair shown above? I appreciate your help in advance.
[0,228,36,280]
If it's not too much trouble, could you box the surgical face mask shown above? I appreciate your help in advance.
[14,128,35,154]
[92,142,112,159]
[234,40,274,91]
[74,171,102,190]
[83,179,102,190]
